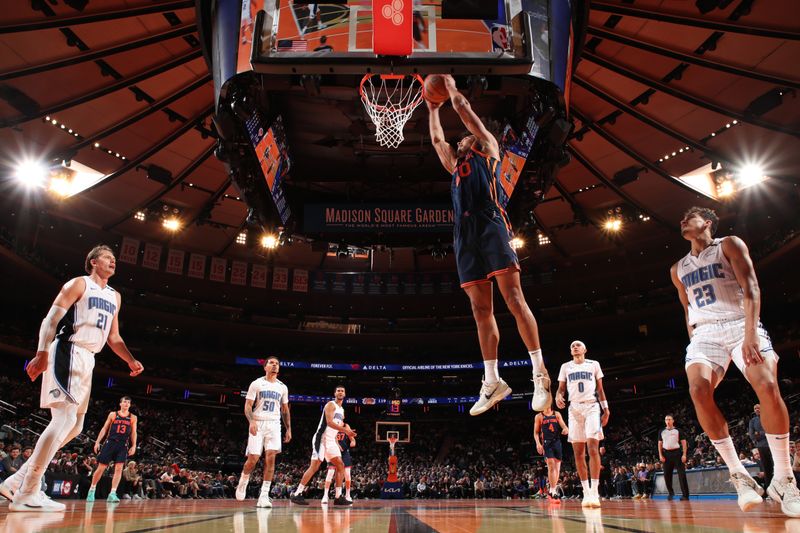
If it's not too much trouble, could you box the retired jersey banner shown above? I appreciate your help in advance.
[119,237,139,265]
[273,266,288,291]
[142,243,161,270]
[165,249,185,275]
[231,261,248,286]
[251,264,268,288]
[188,253,206,279]
[304,204,453,233]
[210,257,227,282]
[292,268,308,293]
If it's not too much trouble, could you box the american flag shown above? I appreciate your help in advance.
[277,39,308,52]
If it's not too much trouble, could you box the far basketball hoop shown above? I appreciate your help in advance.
[387,432,399,455]
[359,73,425,148]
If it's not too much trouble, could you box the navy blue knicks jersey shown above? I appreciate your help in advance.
[336,430,352,454]
[541,414,560,443]
[451,146,512,232]
[107,412,132,444]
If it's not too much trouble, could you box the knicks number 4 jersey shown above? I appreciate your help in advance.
[676,237,745,326]
[55,276,117,353]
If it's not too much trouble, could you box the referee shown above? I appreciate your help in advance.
[658,414,689,501]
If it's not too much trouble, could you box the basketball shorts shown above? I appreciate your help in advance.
[454,207,520,288]
[97,440,128,465]
[327,451,352,469]
[246,420,282,455]
[311,433,341,462]
[684,318,776,378]
[543,440,563,461]
[568,402,604,443]
[40,340,95,415]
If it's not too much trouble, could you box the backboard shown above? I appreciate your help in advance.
[375,420,411,443]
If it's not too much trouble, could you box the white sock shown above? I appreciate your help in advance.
[325,469,335,482]
[262,480,271,494]
[346,488,351,498]
[294,483,305,496]
[711,436,748,475]
[581,480,590,494]
[591,479,600,495]
[529,349,545,374]
[89,483,97,490]
[484,359,499,384]
[767,433,793,479]
[335,487,342,498]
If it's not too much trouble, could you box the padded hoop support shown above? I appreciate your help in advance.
[373,0,413,56]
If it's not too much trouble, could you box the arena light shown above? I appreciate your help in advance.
[510,236,525,250]
[162,217,181,231]
[13,160,48,189]
[737,164,765,187]
[717,179,735,198]
[537,232,550,246]
[48,177,73,198]
[236,231,247,245]
[604,218,622,232]
[134,211,146,222]
[261,234,278,249]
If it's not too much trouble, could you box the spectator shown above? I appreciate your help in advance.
[123,461,144,500]
[473,478,485,499]
[313,35,333,52]
[1,446,22,479]
[748,404,773,488]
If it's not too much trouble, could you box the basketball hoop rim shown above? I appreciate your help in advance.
[359,73,426,113]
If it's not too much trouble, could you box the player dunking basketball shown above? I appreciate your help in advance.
[427,74,551,416]
[534,402,568,502]
[556,340,609,509]
[290,386,355,506]
[236,356,291,508]
[671,206,800,516]
[0,245,144,511]
[86,396,138,502]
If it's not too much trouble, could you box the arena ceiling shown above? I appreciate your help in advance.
[0,0,798,273]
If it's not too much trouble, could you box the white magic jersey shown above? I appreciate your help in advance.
[676,237,744,326]
[245,377,289,421]
[314,401,345,441]
[557,359,603,403]
[55,276,118,353]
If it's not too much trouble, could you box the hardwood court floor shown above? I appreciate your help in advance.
[2,498,799,532]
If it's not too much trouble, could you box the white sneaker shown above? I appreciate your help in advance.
[582,493,599,508]
[469,379,512,416]
[235,480,247,501]
[321,498,329,505]
[730,472,764,512]
[256,493,272,508]
[531,372,552,411]
[767,476,800,517]
[0,479,15,502]
[9,491,66,512]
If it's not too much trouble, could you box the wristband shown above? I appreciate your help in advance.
[600,401,609,409]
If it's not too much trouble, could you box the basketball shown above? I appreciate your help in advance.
[424,74,450,104]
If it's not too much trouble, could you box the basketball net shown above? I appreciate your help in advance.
[388,436,398,456]
[360,74,425,148]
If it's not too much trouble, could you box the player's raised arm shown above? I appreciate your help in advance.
[27,277,85,381]
[107,293,144,377]
[427,100,457,173]
[722,236,763,366]
[670,262,694,340]
[443,75,499,159]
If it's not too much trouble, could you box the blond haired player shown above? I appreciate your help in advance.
[556,340,609,508]
[0,245,144,511]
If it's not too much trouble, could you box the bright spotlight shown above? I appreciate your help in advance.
[717,180,735,198]
[604,218,622,232]
[162,217,181,231]
[738,164,764,187]
[510,237,525,250]
[13,160,48,189]
[48,177,72,197]
[261,234,278,249]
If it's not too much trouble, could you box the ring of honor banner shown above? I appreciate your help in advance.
[166,249,185,275]
[119,237,139,265]
[251,264,268,288]
[210,257,227,282]
[231,261,248,286]
[292,269,308,293]
[188,253,206,279]
[142,243,162,270]
[272,266,288,291]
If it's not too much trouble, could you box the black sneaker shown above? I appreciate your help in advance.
[667,494,674,501]
[334,496,352,506]
[290,494,308,505]
[680,495,690,501]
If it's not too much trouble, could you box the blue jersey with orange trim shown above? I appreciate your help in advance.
[107,412,132,444]
[336,431,351,454]
[541,413,560,443]
[451,147,512,231]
